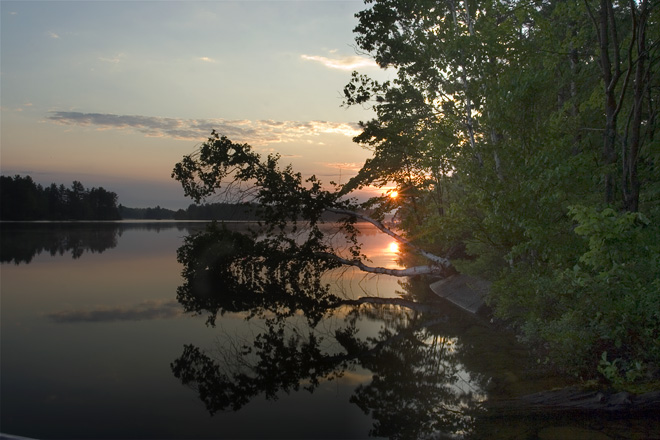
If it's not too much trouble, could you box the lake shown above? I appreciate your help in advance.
[1,222,657,439]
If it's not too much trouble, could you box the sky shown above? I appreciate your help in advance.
[1,0,392,209]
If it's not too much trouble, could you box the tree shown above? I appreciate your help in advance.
[341,0,659,382]
[87,187,121,220]
[44,183,66,220]
[172,131,454,278]
[0,175,46,220]
[583,0,657,211]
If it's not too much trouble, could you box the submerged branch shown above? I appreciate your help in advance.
[326,206,454,270]
[338,296,443,313]
[320,251,445,277]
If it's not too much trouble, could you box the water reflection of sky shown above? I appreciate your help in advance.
[0,222,402,439]
[3,222,607,439]
[328,222,405,269]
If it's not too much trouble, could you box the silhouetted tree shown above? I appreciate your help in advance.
[0,175,120,220]
[172,132,454,278]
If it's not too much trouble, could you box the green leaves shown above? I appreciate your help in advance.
[569,205,653,272]
[345,0,660,384]
[172,131,262,205]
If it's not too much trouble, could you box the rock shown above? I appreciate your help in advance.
[486,386,660,415]
[429,275,490,314]
[607,391,632,409]
[537,426,611,440]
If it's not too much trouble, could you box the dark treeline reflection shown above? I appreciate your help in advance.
[0,221,209,264]
[171,224,527,439]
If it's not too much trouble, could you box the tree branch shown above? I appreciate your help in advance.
[318,252,445,277]
[325,207,454,270]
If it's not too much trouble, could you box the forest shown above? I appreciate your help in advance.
[0,175,121,221]
[172,0,659,389]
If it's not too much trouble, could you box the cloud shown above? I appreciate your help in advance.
[47,111,361,146]
[2,102,34,113]
[47,31,60,39]
[46,299,183,323]
[198,56,217,63]
[99,53,124,64]
[301,54,375,70]
[323,162,363,172]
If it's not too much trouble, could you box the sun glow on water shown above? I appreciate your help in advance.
[387,241,399,254]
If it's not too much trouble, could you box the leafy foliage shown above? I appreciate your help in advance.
[343,0,660,385]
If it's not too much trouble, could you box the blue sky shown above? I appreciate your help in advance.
[1,0,391,208]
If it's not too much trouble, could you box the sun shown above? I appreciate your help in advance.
[389,190,398,199]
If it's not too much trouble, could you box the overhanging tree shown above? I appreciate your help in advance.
[172,130,454,279]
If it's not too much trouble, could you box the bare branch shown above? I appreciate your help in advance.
[326,207,454,269]
[319,252,445,277]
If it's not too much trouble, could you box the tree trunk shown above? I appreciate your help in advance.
[322,253,447,277]
[599,0,619,206]
[622,0,649,212]
[326,207,454,270]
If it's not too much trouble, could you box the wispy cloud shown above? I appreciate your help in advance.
[47,111,361,146]
[46,299,183,323]
[323,162,363,172]
[2,102,34,113]
[301,54,375,70]
[198,56,217,63]
[47,31,60,39]
[99,53,124,64]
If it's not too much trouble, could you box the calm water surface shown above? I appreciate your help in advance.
[1,222,657,439]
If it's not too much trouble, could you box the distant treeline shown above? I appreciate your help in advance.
[118,205,178,220]
[120,203,260,220]
[176,203,259,220]
[1,174,346,222]
[0,175,120,221]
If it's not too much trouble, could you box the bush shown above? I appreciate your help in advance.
[490,205,660,385]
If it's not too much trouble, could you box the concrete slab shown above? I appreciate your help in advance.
[429,274,490,314]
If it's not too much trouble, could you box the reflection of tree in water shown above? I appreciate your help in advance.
[1,223,120,263]
[175,222,344,326]
[0,222,207,264]
[172,223,488,438]
[350,319,484,439]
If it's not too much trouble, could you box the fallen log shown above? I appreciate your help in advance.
[483,386,660,416]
